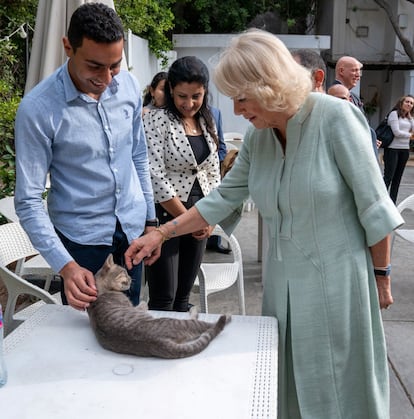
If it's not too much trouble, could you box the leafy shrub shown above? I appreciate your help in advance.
[0,42,21,201]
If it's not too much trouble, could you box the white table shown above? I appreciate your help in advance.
[1,305,278,419]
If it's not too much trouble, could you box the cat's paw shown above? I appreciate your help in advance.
[224,314,232,324]
[137,300,149,311]
[189,305,199,319]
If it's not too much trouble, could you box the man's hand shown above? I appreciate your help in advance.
[59,261,97,310]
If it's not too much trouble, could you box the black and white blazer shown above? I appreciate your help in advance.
[143,109,221,203]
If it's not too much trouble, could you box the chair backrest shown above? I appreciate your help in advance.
[0,222,39,267]
[224,132,244,152]
[397,194,414,214]
[223,132,244,141]
[0,223,58,335]
[0,196,19,223]
[196,225,245,314]
[210,225,243,278]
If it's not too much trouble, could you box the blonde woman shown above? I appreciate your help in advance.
[126,30,403,418]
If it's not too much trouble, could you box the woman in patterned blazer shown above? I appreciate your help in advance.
[143,56,221,311]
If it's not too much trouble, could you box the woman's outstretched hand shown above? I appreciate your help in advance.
[125,231,163,269]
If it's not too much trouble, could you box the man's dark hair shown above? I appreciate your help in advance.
[67,3,124,52]
[292,49,327,77]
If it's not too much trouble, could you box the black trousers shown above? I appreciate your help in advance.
[383,148,409,203]
[146,194,206,312]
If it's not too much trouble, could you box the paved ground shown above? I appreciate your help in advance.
[190,153,414,418]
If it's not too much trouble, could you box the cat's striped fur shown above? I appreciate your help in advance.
[87,254,231,359]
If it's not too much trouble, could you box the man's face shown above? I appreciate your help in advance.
[340,61,362,89]
[63,36,123,99]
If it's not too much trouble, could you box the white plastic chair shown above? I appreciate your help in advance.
[0,196,19,222]
[224,132,244,151]
[0,196,56,290]
[0,222,61,335]
[223,132,244,141]
[392,194,414,252]
[194,225,246,314]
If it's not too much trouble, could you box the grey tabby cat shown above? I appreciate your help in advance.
[87,254,231,359]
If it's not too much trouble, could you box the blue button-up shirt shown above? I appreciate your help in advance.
[14,62,155,273]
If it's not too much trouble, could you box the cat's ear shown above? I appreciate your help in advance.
[105,253,114,267]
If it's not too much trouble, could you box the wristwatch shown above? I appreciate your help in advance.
[145,218,159,227]
[374,264,391,276]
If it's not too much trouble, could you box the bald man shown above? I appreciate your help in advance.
[332,56,380,157]
[327,84,351,101]
[332,56,364,110]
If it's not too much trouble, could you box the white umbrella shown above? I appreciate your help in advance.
[25,0,127,94]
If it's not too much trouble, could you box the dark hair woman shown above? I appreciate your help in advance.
[142,56,220,311]
[383,94,414,202]
[142,71,168,114]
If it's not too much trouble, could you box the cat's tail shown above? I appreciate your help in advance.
[160,314,231,359]
[185,314,231,358]
[212,313,231,333]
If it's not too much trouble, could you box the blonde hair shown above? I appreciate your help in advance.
[213,29,312,113]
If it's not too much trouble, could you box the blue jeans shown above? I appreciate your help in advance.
[56,220,142,306]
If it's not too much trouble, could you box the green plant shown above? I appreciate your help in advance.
[0,42,21,199]
[0,1,36,201]
[115,0,175,65]
[0,84,19,198]
[363,92,379,117]
[173,0,318,35]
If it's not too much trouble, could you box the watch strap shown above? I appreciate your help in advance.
[145,218,159,227]
[374,264,391,276]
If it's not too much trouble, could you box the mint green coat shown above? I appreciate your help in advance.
[196,93,403,418]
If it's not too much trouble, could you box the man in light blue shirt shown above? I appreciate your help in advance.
[14,3,158,311]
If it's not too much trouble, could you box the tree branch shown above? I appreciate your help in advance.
[372,0,414,61]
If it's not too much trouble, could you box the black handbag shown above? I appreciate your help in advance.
[375,115,394,148]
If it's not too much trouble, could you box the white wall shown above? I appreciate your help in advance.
[125,29,176,93]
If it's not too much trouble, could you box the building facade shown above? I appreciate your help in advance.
[319,0,414,126]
